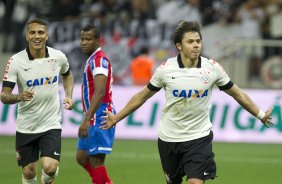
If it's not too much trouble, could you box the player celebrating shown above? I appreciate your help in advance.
[1,19,74,184]
[76,24,115,184]
[100,20,273,184]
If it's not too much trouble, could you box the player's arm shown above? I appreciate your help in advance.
[1,81,34,104]
[86,74,107,121]
[100,86,157,130]
[61,69,74,109]
[78,74,107,137]
[223,84,273,127]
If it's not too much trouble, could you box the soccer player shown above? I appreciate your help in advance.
[0,18,74,184]
[100,21,273,184]
[76,24,115,184]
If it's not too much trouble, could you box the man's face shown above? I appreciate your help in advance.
[177,32,201,60]
[25,23,48,51]
[80,30,99,55]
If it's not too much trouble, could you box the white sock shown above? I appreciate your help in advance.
[41,167,59,184]
[22,175,37,184]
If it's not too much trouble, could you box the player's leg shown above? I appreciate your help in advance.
[41,157,59,184]
[16,131,40,184]
[76,140,113,184]
[88,154,113,184]
[39,129,61,184]
[158,138,184,184]
[87,125,115,184]
[76,148,91,172]
[183,131,216,184]
[22,162,37,184]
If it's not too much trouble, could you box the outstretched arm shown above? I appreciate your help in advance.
[100,87,157,130]
[224,84,272,127]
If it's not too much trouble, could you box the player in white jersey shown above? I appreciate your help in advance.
[100,20,273,184]
[0,19,74,184]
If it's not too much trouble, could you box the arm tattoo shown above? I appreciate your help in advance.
[1,93,20,104]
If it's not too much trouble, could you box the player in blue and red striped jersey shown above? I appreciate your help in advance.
[76,24,115,184]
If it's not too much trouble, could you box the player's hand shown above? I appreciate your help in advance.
[19,91,34,102]
[100,110,117,130]
[261,108,273,128]
[63,97,74,110]
[78,119,90,138]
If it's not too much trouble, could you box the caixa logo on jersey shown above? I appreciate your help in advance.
[172,89,208,98]
[26,76,58,87]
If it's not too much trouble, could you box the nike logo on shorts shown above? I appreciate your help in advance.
[54,151,60,156]
[204,171,210,176]
[89,148,96,152]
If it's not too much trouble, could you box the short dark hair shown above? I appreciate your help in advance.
[26,18,48,31]
[81,24,100,39]
[172,20,202,45]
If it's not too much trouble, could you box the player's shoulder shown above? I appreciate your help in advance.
[200,56,221,69]
[47,46,67,59]
[153,57,176,75]
[161,56,177,67]
[9,49,28,63]
[91,49,110,63]
[96,49,109,60]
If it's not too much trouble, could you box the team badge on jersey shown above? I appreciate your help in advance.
[102,58,108,69]
[48,59,58,71]
[200,69,211,84]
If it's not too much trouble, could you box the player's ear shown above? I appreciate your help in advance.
[176,43,182,51]
[25,32,29,41]
[96,38,100,45]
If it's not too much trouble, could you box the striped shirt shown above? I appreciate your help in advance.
[81,47,114,125]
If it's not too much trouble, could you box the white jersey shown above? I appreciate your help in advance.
[149,55,233,142]
[3,47,70,133]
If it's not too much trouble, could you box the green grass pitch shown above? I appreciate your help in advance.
[0,136,282,184]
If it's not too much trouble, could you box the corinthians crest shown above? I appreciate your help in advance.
[48,59,58,71]
[200,69,211,84]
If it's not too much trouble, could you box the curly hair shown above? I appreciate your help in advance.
[172,20,202,45]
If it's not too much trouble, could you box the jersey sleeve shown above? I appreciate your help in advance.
[3,57,18,83]
[90,57,109,77]
[59,51,70,75]
[149,62,166,89]
[213,61,233,89]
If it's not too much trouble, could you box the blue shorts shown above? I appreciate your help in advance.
[77,103,116,155]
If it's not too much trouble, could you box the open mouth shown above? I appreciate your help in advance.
[33,40,42,46]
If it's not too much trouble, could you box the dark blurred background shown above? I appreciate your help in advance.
[0,0,281,88]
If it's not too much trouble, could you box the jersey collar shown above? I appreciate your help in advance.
[26,47,49,60]
[177,54,201,68]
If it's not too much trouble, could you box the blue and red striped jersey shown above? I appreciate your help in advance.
[81,47,114,122]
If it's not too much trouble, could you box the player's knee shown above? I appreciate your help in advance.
[22,166,36,179]
[41,167,59,184]
[76,154,88,167]
[188,178,204,184]
[42,164,58,176]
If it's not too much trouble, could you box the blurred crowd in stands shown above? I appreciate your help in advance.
[0,0,281,85]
